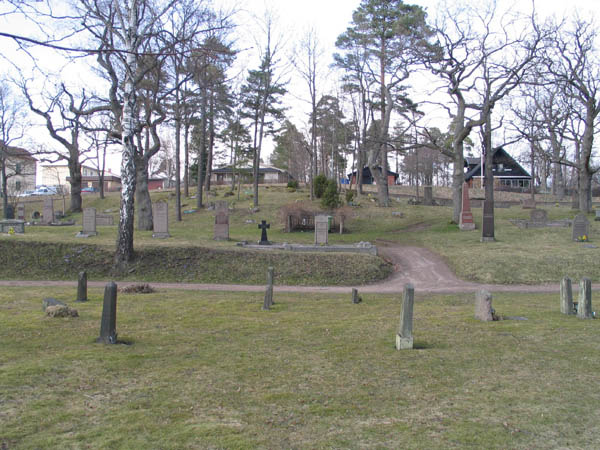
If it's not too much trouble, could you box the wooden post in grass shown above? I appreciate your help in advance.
[76,271,88,302]
[97,282,118,344]
[396,284,414,350]
[560,276,573,315]
[577,278,592,319]
[262,267,274,310]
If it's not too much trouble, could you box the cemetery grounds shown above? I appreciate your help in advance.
[1,186,599,448]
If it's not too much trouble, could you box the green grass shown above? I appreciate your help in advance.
[1,286,599,448]
[3,185,600,285]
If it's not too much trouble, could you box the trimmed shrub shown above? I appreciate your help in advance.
[321,179,340,210]
[314,174,328,198]
[287,180,299,189]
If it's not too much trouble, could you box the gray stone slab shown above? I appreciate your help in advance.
[214,201,229,241]
[0,219,25,233]
[315,214,329,245]
[152,202,170,238]
[80,208,97,236]
[42,198,54,224]
[572,213,590,241]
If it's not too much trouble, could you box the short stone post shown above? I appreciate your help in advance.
[352,288,361,304]
[577,278,592,319]
[396,283,414,350]
[97,282,118,344]
[475,290,494,321]
[76,271,88,302]
[262,267,274,310]
[560,276,573,315]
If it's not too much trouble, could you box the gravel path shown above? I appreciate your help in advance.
[0,243,564,295]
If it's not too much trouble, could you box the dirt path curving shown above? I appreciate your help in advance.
[0,243,563,295]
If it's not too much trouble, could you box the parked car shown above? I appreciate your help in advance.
[32,186,57,196]
[17,190,36,197]
[81,186,99,193]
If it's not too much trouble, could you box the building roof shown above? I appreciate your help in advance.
[212,165,288,174]
[347,166,399,178]
[1,144,36,162]
[464,147,531,181]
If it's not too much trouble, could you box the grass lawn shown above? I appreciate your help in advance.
[2,286,599,448]
[3,185,599,285]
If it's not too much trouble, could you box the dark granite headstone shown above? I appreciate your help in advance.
[481,200,495,242]
[76,271,88,302]
[97,282,118,344]
[214,201,229,241]
[258,220,270,245]
[5,204,14,219]
[352,288,362,304]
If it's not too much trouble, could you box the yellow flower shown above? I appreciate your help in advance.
[8,227,15,235]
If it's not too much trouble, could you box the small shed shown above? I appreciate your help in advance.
[347,166,398,186]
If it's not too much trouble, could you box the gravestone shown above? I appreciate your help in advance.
[262,266,274,310]
[572,213,590,241]
[475,290,494,321]
[152,201,170,238]
[42,198,54,224]
[352,288,362,304]
[396,283,414,350]
[95,214,114,226]
[79,208,97,236]
[595,210,600,222]
[76,271,88,302]
[522,198,536,209]
[17,203,25,221]
[5,204,14,219]
[459,182,475,231]
[315,214,329,245]
[577,278,592,319]
[258,220,270,245]
[560,276,573,315]
[530,209,548,225]
[481,200,495,242]
[97,282,118,344]
[0,219,25,233]
[213,201,229,241]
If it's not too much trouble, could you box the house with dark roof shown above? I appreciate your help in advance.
[0,144,37,195]
[347,166,399,186]
[210,165,292,185]
[465,147,531,190]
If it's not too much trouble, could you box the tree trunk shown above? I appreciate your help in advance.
[1,160,8,219]
[135,154,153,231]
[451,150,464,224]
[174,101,182,222]
[68,160,82,213]
[184,121,190,198]
[205,95,214,193]
[482,111,495,242]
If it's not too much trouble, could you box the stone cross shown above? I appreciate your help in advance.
[258,220,270,245]
[213,201,229,241]
[396,284,414,350]
[152,202,170,238]
[76,271,88,302]
[17,203,25,221]
[42,198,54,225]
[80,208,98,236]
[97,282,118,344]
[459,182,475,231]
[262,266,274,310]
[315,214,329,245]
[572,213,590,241]
[560,276,573,315]
[475,290,494,321]
[577,277,592,319]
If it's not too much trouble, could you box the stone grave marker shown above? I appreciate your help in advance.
[481,200,495,242]
[595,210,600,222]
[213,201,229,241]
[42,198,54,224]
[78,208,98,237]
[5,204,14,219]
[17,203,25,221]
[560,276,573,315]
[0,219,25,233]
[475,290,494,321]
[76,271,88,302]
[459,182,475,231]
[572,213,590,241]
[522,198,536,209]
[530,208,548,225]
[352,288,362,304]
[96,214,114,226]
[97,282,118,344]
[262,267,274,310]
[577,278,592,319]
[152,201,170,238]
[258,220,270,245]
[315,214,329,245]
[396,283,414,350]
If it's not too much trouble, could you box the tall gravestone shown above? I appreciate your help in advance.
[262,267,274,310]
[5,204,14,219]
[80,208,97,236]
[152,202,170,238]
[76,271,88,302]
[572,213,590,241]
[459,182,475,231]
[481,200,495,242]
[97,282,118,344]
[315,214,329,244]
[475,290,494,321]
[42,198,54,225]
[17,203,25,221]
[396,284,414,350]
[213,201,229,241]
[560,276,573,315]
[577,278,592,319]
